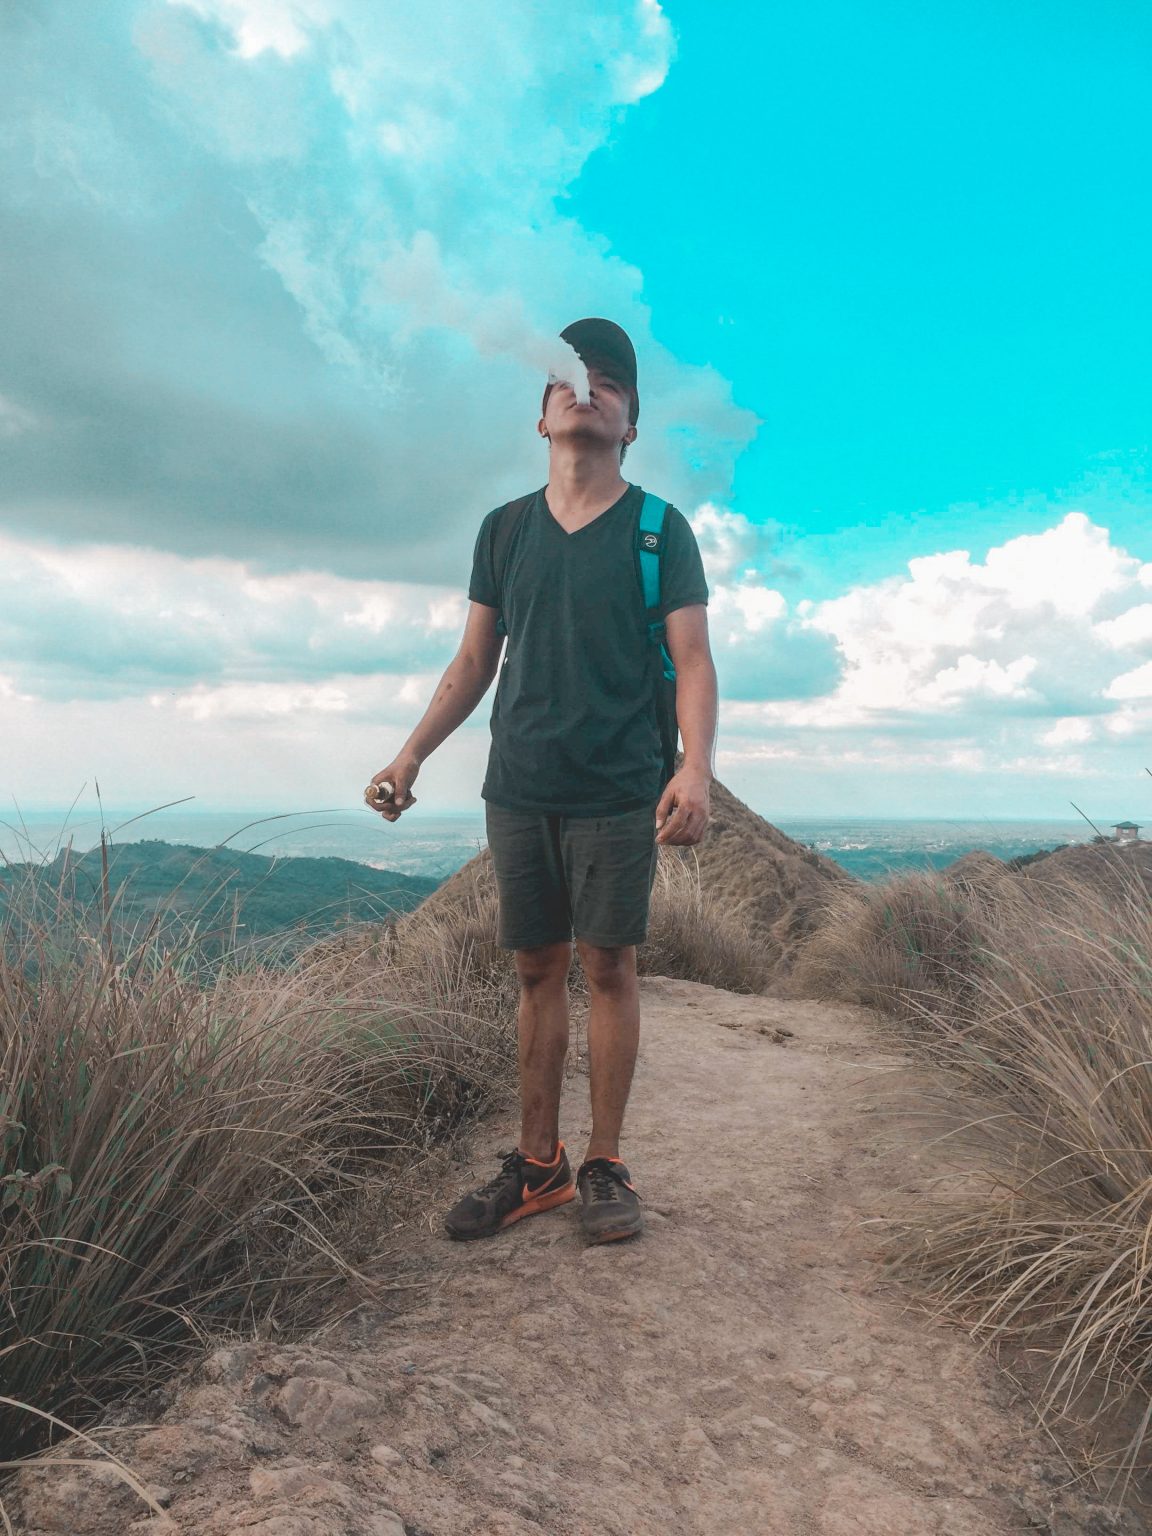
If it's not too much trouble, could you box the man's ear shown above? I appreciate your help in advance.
[538,416,550,440]
[623,424,637,447]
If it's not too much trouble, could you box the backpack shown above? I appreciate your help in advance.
[489,488,680,792]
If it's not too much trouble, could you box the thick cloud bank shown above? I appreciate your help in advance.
[3,511,1151,814]
[0,0,755,580]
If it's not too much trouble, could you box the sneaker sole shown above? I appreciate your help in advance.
[444,1180,576,1241]
[582,1218,644,1244]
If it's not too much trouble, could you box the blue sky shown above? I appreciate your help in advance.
[2,0,1151,824]
[573,0,1152,595]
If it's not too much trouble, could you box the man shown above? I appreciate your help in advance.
[366,317,718,1246]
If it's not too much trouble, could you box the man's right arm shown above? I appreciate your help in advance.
[398,601,503,765]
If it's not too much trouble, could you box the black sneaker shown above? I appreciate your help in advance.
[575,1156,644,1244]
[444,1142,576,1241]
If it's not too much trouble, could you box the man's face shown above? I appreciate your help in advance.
[540,365,637,454]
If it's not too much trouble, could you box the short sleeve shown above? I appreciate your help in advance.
[658,504,709,619]
[468,510,500,608]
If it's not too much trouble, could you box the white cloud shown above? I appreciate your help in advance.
[168,0,333,60]
[1094,603,1152,650]
[2,3,753,578]
[0,671,34,702]
[4,508,1150,818]
[621,0,677,99]
[688,502,779,584]
[785,511,1149,729]
[0,680,493,814]
[728,585,787,633]
[1105,661,1152,701]
[0,394,38,439]
[159,679,351,721]
[918,654,1038,706]
[685,506,841,704]
[1042,716,1094,746]
[0,530,470,700]
[979,512,1135,617]
[1102,704,1152,738]
[133,0,747,510]
[698,512,1152,815]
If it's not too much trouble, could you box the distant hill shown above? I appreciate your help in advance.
[1013,836,1152,895]
[944,837,1152,898]
[0,839,442,961]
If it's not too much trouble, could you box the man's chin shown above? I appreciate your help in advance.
[552,422,613,446]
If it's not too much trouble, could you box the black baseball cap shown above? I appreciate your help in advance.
[543,317,639,423]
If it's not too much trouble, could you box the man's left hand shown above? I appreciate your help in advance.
[654,769,712,847]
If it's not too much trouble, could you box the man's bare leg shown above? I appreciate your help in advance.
[575,941,640,1163]
[513,941,573,1162]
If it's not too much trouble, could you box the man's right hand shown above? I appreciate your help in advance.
[365,756,420,822]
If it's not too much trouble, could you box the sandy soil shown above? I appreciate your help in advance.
[11,979,1142,1535]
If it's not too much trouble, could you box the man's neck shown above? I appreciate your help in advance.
[544,443,629,521]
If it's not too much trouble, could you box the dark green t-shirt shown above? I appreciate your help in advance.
[468,481,709,817]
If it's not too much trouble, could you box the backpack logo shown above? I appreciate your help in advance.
[641,531,660,551]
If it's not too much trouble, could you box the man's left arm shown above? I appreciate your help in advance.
[655,603,717,846]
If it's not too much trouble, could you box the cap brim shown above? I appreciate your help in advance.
[559,317,637,389]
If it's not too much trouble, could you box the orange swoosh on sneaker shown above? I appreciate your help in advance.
[531,1161,568,1198]
[502,1174,575,1228]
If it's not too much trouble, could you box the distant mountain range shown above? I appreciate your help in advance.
[0,839,442,961]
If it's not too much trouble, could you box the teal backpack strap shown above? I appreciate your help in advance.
[638,492,676,683]
[637,491,680,789]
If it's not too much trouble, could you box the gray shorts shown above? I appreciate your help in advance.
[484,801,659,950]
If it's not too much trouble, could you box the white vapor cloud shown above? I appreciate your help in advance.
[370,230,592,402]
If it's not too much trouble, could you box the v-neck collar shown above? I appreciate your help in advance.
[540,483,635,538]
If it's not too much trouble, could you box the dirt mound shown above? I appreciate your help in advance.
[1015,838,1152,898]
[396,758,851,978]
[939,840,1152,900]
[940,850,1014,887]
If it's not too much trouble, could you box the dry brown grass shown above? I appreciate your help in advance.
[638,845,774,992]
[0,855,517,1466]
[0,815,767,1479]
[383,834,773,996]
[791,852,1152,1492]
[787,857,1009,1017]
[398,763,846,983]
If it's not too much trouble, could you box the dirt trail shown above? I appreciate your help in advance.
[13,980,1139,1535]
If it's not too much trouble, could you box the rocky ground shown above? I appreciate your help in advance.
[10,978,1146,1535]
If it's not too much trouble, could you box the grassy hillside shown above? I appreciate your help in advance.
[0,822,764,1471]
[398,756,849,982]
[0,839,441,963]
[787,837,1152,1489]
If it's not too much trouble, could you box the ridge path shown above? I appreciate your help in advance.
[12,978,1139,1535]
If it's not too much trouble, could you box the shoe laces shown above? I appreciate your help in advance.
[476,1147,527,1198]
[583,1158,634,1203]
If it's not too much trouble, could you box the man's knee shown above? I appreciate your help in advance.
[514,939,573,988]
[575,940,637,987]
